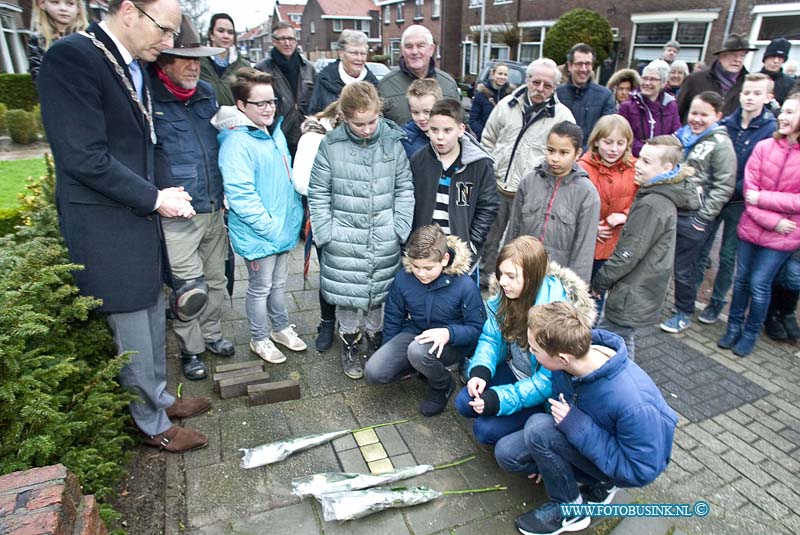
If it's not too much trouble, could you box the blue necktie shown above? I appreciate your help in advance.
[129,59,143,100]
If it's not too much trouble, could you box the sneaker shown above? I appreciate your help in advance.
[580,483,618,505]
[698,302,723,325]
[660,312,692,334]
[270,325,307,352]
[250,338,287,364]
[515,501,591,535]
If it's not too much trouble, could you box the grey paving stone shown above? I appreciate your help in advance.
[453,512,517,535]
[292,289,323,313]
[185,460,272,528]
[195,501,320,535]
[282,393,358,436]
[343,382,420,424]
[263,444,339,509]
[717,431,767,464]
[375,424,409,456]
[401,469,486,535]
[720,449,774,486]
[713,414,759,443]
[456,450,542,515]
[690,447,739,482]
[397,412,477,466]
[779,427,800,448]
[337,447,369,473]
[608,516,672,535]
[300,357,362,398]
[182,415,222,468]
[391,452,418,468]
[681,425,728,455]
[765,481,800,509]
[319,505,411,535]
[332,434,358,452]
[219,405,290,463]
[707,483,749,510]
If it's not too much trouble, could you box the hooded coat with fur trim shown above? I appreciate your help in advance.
[467,262,596,416]
[382,236,485,346]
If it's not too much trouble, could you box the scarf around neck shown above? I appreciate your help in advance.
[154,63,196,102]
[675,123,719,157]
[271,47,301,96]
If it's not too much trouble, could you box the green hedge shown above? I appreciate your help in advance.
[0,156,134,520]
[543,8,614,67]
[5,109,38,145]
[0,74,38,111]
[0,206,22,235]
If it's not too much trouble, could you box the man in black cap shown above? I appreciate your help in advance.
[678,34,756,121]
[150,14,235,381]
[760,38,794,105]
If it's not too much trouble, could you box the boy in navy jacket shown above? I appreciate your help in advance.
[364,225,485,416]
[495,301,677,535]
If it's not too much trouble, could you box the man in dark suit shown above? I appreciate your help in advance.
[38,0,210,453]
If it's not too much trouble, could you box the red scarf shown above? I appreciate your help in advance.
[154,63,197,102]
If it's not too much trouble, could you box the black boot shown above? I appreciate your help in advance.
[316,319,336,352]
[765,290,788,340]
[364,331,383,359]
[340,332,363,379]
[777,288,800,340]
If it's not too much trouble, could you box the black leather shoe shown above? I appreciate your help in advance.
[181,354,207,380]
[205,338,235,357]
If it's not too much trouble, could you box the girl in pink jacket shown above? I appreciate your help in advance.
[719,93,800,356]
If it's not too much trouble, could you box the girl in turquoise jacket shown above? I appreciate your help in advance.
[212,69,305,365]
[455,236,596,445]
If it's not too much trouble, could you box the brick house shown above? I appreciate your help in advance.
[376,0,444,67]
[459,0,799,83]
[301,0,380,61]
[239,20,272,64]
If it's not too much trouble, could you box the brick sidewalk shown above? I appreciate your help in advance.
[161,242,799,535]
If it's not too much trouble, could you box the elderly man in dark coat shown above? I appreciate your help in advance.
[149,14,235,381]
[678,34,756,121]
[38,0,210,453]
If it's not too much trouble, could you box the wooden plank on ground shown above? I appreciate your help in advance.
[213,367,269,393]
[247,380,301,406]
[219,372,271,399]
[214,360,265,374]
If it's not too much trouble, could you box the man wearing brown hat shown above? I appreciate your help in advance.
[678,34,756,121]
[150,14,235,381]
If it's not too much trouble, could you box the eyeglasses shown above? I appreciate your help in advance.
[134,4,180,41]
[272,35,297,42]
[245,99,279,110]
[343,49,368,57]
[570,61,593,68]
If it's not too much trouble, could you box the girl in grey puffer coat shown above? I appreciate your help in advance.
[308,82,415,379]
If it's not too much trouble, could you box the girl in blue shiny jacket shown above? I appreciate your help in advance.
[455,236,596,445]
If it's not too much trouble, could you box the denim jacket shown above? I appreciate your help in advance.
[152,77,224,213]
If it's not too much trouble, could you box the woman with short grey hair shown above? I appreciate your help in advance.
[308,30,378,114]
[666,60,690,97]
[618,60,681,156]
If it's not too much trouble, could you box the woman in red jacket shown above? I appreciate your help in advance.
[719,94,800,356]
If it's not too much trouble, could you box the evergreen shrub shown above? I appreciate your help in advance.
[543,8,614,67]
[0,73,38,110]
[5,109,38,145]
[0,155,134,511]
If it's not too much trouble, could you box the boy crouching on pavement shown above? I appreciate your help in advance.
[591,136,696,360]
[364,224,486,416]
[494,301,677,535]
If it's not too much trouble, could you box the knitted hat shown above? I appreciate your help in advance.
[764,38,791,60]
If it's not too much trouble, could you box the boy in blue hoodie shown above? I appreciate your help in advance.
[401,78,442,158]
[496,301,677,535]
[364,225,485,416]
[695,74,777,324]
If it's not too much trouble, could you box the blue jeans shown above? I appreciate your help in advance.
[695,203,744,307]
[674,215,714,314]
[774,257,800,291]
[494,413,608,503]
[455,361,544,445]
[245,252,290,340]
[728,241,792,334]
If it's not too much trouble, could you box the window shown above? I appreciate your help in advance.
[358,19,370,38]
[629,12,718,69]
[396,3,405,22]
[518,26,547,63]
[310,21,315,34]
[758,14,800,40]
[494,0,512,4]
[432,0,440,18]
[469,0,482,8]
[415,0,424,20]
[390,38,402,66]
[384,5,390,24]
[333,19,342,32]
[289,14,301,25]
[462,41,477,76]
